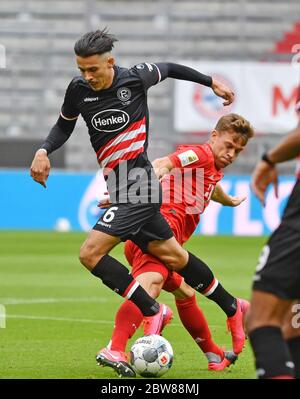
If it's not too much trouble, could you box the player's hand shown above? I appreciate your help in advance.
[97,192,112,209]
[97,199,112,209]
[211,78,234,106]
[30,149,50,188]
[251,161,279,207]
[226,195,247,207]
[153,166,170,180]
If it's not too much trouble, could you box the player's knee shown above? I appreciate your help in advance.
[159,256,177,271]
[148,284,162,299]
[160,252,188,272]
[172,280,195,299]
[179,284,195,299]
[282,321,298,340]
[245,307,269,334]
[244,309,253,334]
[79,243,104,270]
[78,247,93,269]
[282,303,300,339]
[246,305,282,334]
[136,272,164,299]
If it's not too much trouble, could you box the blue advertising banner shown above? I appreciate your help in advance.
[1,170,106,231]
[0,170,296,235]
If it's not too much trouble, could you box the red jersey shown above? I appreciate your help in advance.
[296,155,300,180]
[160,143,223,244]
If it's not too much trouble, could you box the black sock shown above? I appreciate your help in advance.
[287,336,300,378]
[179,252,214,292]
[91,254,159,316]
[179,252,236,316]
[249,326,295,378]
[206,283,237,317]
[130,285,160,316]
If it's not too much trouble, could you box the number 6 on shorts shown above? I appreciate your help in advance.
[103,206,119,223]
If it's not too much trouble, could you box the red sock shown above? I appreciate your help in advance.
[269,375,295,379]
[175,294,223,358]
[110,300,143,352]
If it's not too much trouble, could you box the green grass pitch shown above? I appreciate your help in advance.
[0,232,266,379]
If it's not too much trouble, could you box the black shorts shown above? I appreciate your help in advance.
[253,219,300,300]
[93,203,174,252]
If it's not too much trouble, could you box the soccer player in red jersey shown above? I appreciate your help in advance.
[97,113,254,377]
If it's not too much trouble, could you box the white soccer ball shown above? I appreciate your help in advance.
[130,334,173,378]
[54,217,71,232]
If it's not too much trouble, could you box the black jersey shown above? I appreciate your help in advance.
[296,79,300,180]
[61,62,163,202]
[46,61,212,202]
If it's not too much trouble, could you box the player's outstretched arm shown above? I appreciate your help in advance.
[212,183,246,206]
[156,63,234,106]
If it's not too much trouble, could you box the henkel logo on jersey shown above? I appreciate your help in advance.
[92,109,130,133]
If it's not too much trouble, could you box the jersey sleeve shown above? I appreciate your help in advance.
[131,62,162,90]
[168,146,210,169]
[60,79,80,120]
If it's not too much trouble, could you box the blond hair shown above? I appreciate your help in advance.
[215,113,254,144]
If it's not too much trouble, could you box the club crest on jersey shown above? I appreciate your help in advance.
[117,87,131,102]
[92,109,130,133]
[177,150,199,166]
[145,63,153,72]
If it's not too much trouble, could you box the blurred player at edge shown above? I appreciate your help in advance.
[97,113,254,377]
[246,84,300,379]
[30,29,235,335]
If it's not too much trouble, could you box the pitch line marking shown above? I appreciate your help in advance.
[6,314,113,324]
[5,313,222,328]
[0,297,114,305]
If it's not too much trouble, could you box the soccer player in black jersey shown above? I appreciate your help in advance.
[30,29,235,342]
[246,93,300,379]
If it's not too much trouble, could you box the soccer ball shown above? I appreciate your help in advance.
[130,334,173,378]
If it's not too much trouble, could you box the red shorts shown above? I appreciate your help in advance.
[124,241,183,292]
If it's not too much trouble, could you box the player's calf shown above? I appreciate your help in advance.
[287,336,300,378]
[147,237,188,271]
[79,229,119,270]
[136,271,165,299]
[249,326,295,378]
[91,255,160,316]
